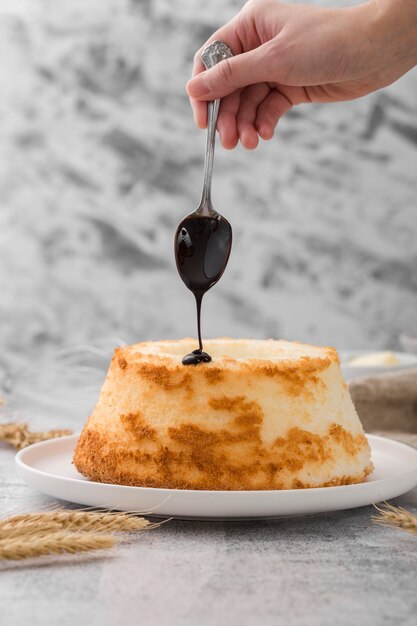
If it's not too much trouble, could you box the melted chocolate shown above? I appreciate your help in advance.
[182,349,212,365]
[174,213,232,365]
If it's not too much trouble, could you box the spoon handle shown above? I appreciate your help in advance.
[200,41,233,209]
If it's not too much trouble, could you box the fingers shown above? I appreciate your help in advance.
[196,84,294,151]
[187,26,294,149]
[187,47,268,101]
[190,45,208,128]
[217,90,241,149]
[190,96,208,129]
[236,83,270,149]
[219,84,289,150]
[255,88,293,139]
[189,17,244,128]
[190,18,244,83]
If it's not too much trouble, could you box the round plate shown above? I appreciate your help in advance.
[15,434,417,520]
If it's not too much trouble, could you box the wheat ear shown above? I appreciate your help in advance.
[0,532,117,561]
[0,510,150,535]
[0,422,72,450]
[372,502,417,537]
[0,522,63,540]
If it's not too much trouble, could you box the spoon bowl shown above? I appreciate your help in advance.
[175,212,232,293]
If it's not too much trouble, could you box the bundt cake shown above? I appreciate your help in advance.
[73,338,373,490]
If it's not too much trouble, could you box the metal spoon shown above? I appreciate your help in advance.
[174,40,233,364]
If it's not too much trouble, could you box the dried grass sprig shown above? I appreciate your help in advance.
[0,532,117,561]
[0,510,150,534]
[0,509,155,560]
[0,422,72,450]
[0,522,63,540]
[372,502,417,537]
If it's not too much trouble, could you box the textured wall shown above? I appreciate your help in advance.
[1,0,417,371]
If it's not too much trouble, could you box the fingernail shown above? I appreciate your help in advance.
[262,126,274,140]
[186,74,212,98]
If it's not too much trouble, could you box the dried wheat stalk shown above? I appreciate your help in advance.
[0,522,63,540]
[0,509,154,559]
[0,422,72,449]
[0,509,150,535]
[373,502,417,537]
[0,531,117,561]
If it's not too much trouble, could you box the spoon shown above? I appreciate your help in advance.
[174,40,233,366]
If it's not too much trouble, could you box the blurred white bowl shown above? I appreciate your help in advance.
[399,333,417,355]
[340,350,417,382]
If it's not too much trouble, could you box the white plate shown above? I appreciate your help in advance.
[15,434,417,520]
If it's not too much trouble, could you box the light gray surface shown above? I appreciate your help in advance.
[1,442,417,626]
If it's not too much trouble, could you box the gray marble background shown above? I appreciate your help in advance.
[1,0,417,374]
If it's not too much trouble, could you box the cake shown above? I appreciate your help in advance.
[73,338,373,490]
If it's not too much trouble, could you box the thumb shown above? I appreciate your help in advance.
[187,47,269,100]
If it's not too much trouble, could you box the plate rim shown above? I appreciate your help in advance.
[15,432,417,496]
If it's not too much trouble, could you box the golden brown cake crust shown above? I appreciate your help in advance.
[74,417,372,490]
[73,338,373,491]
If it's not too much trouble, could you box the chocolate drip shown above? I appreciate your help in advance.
[182,349,212,365]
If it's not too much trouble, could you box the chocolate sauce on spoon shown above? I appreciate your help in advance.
[175,213,232,364]
[174,41,233,366]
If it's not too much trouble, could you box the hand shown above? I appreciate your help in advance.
[187,0,417,149]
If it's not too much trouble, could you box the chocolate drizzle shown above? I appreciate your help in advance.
[174,213,232,365]
[181,349,212,365]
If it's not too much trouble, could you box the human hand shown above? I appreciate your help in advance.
[187,0,417,149]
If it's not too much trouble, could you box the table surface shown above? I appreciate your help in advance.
[1,442,417,626]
